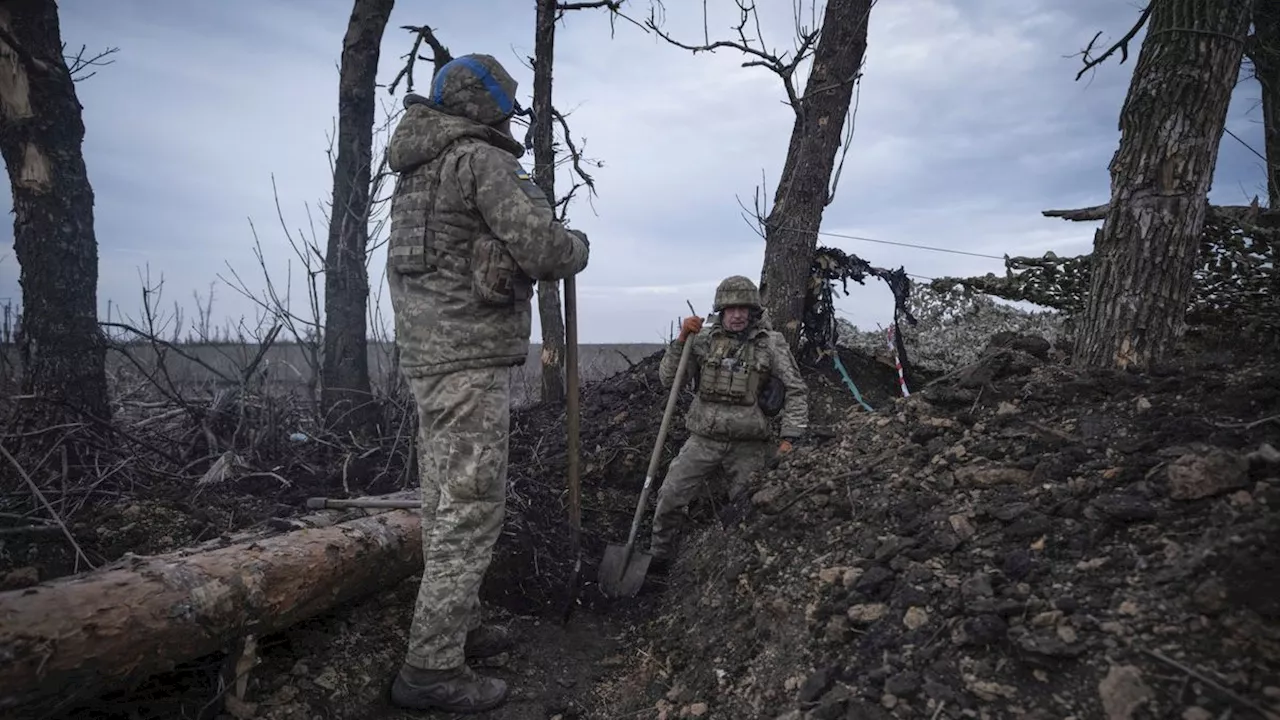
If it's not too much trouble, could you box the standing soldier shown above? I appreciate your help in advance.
[384,54,590,713]
[646,275,809,575]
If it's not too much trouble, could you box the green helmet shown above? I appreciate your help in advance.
[426,54,518,127]
[713,275,762,312]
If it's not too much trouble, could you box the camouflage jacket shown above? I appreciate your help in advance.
[659,314,809,441]
[386,95,589,377]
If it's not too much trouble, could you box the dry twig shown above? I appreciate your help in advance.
[1073,3,1154,81]
[0,441,95,570]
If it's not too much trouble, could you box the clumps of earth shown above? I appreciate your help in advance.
[485,344,906,614]
[593,335,1280,720]
[5,332,1279,720]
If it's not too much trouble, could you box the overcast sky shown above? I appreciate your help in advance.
[0,0,1269,344]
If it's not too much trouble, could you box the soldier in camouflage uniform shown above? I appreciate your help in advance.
[646,275,809,574]
[384,53,590,713]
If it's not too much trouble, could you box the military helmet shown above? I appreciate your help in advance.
[713,275,762,312]
[427,54,518,127]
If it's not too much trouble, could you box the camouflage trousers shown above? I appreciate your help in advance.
[403,366,511,670]
[648,434,773,560]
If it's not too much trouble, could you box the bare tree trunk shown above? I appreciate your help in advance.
[321,0,394,432]
[1075,0,1255,370]
[0,0,109,421]
[759,0,872,352]
[1249,0,1280,208]
[531,0,567,405]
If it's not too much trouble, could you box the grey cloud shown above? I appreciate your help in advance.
[0,0,1271,344]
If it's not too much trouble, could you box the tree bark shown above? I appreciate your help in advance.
[0,508,424,716]
[0,0,109,420]
[759,0,872,352]
[1074,0,1256,370]
[321,0,394,432]
[1249,0,1280,208]
[532,0,567,405]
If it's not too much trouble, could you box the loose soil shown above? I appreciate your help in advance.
[4,337,1277,720]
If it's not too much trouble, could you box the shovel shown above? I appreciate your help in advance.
[599,307,701,598]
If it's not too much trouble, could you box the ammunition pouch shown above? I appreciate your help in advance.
[471,234,534,306]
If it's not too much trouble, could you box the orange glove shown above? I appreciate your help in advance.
[778,439,794,455]
[678,315,704,341]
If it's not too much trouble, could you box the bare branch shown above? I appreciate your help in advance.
[827,69,862,204]
[388,25,454,95]
[1073,3,1153,82]
[1044,203,1279,234]
[62,43,119,83]
[1042,204,1111,222]
[558,0,649,36]
[645,0,819,113]
[557,1,623,9]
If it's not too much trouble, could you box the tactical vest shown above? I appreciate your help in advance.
[386,141,534,306]
[697,332,770,406]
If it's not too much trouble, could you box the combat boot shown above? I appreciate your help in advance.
[465,624,515,658]
[390,663,508,713]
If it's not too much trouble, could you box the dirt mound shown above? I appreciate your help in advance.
[485,346,904,615]
[595,339,1280,720]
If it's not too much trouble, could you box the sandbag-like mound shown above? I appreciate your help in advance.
[596,339,1280,719]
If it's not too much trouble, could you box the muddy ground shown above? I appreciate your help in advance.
[0,343,901,719]
[4,335,1277,720]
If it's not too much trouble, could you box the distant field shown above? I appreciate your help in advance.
[4,342,667,409]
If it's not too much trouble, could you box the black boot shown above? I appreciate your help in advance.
[390,664,508,713]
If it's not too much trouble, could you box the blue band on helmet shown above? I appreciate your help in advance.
[429,56,515,117]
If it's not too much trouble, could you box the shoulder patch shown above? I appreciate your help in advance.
[512,162,551,207]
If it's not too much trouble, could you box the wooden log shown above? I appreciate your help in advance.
[1043,202,1275,225]
[0,508,424,715]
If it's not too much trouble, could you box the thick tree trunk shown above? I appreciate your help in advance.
[0,508,424,716]
[1249,0,1280,208]
[532,0,567,405]
[1074,0,1255,370]
[759,0,872,352]
[0,0,109,420]
[321,0,393,432]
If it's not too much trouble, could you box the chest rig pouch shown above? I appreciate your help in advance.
[697,333,770,407]
[387,143,467,276]
[471,233,534,306]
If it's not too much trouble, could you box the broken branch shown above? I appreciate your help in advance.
[1074,3,1153,81]
[388,24,454,95]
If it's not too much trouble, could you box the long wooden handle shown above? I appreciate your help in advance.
[622,317,700,549]
[564,275,582,543]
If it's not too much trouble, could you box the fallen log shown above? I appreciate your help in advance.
[0,507,423,716]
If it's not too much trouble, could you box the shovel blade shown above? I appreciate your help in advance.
[599,543,652,598]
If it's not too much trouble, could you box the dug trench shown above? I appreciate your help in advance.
[6,335,1280,720]
[0,344,902,720]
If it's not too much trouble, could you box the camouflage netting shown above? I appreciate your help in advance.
[802,246,917,371]
[929,210,1280,344]
[803,246,1068,375]
[838,285,1067,373]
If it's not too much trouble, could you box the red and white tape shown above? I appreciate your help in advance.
[886,326,910,398]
